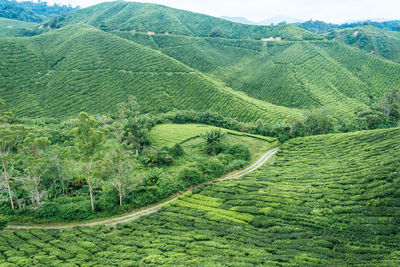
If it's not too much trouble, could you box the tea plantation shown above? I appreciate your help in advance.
[118,31,400,115]
[0,24,302,122]
[2,127,399,266]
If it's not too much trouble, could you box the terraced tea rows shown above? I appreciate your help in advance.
[0,24,302,121]
[1,128,398,265]
[119,33,400,116]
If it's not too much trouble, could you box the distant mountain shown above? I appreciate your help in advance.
[258,16,305,25]
[220,16,256,25]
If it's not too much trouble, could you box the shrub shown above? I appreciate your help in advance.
[198,158,226,178]
[96,191,119,211]
[141,147,174,166]
[168,143,184,158]
[178,166,204,185]
[227,144,251,161]
[143,168,163,186]
[0,215,9,229]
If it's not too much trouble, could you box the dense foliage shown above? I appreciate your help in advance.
[1,127,398,265]
[0,0,76,23]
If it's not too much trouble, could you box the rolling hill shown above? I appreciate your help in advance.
[1,127,399,265]
[51,1,320,41]
[114,31,400,116]
[328,25,400,63]
[0,17,43,37]
[0,23,302,121]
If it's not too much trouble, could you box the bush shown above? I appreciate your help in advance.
[198,158,226,178]
[96,191,119,211]
[0,215,9,229]
[143,169,163,186]
[141,147,174,166]
[227,160,248,171]
[227,144,251,161]
[168,143,184,158]
[178,166,204,185]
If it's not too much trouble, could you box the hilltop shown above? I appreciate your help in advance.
[328,25,400,63]
[50,1,320,41]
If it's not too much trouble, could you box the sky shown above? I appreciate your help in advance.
[36,0,400,23]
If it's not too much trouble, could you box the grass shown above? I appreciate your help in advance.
[148,123,275,147]
[1,127,398,265]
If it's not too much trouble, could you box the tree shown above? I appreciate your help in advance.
[0,125,25,209]
[108,144,140,206]
[71,112,105,211]
[22,133,50,207]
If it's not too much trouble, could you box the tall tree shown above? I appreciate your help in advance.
[0,124,25,210]
[71,112,105,211]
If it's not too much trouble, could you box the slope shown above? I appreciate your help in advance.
[0,23,302,121]
[328,25,400,63]
[1,127,398,265]
[52,1,320,41]
[115,31,400,116]
[0,17,42,37]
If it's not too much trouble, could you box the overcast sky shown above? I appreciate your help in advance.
[38,0,400,23]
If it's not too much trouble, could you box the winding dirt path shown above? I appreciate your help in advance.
[7,148,279,230]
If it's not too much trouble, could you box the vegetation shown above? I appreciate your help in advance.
[118,31,400,118]
[298,19,400,34]
[51,1,320,41]
[0,98,273,224]
[0,17,45,37]
[1,128,398,265]
[0,0,77,23]
[328,25,400,63]
[0,24,301,122]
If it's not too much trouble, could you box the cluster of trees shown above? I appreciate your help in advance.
[0,96,154,217]
[0,0,77,23]
[298,19,400,34]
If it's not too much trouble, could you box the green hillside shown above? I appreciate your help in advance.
[0,17,43,37]
[115,31,400,116]
[328,25,400,63]
[1,128,399,265]
[53,1,320,41]
[0,24,302,121]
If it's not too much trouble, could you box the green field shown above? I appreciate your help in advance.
[149,123,275,147]
[1,127,398,265]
